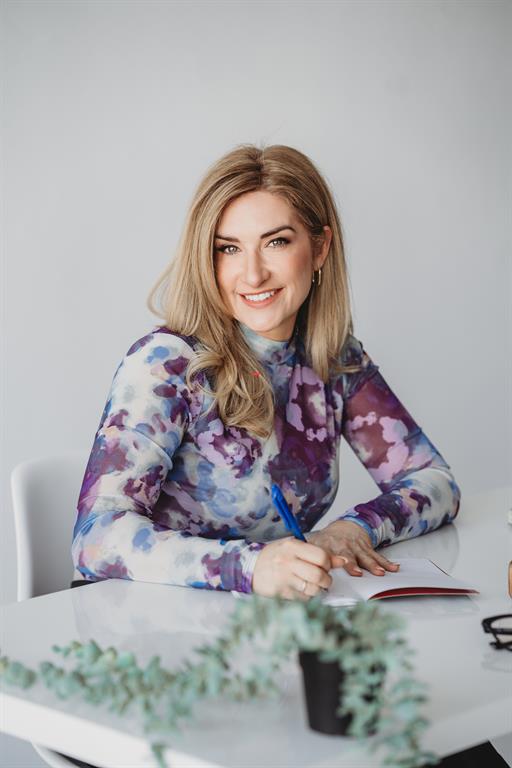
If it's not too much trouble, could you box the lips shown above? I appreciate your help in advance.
[239,288,283,308]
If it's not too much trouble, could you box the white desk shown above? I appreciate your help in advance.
[1,486,511,768]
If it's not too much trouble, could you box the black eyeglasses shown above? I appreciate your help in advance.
[482,614,512,651]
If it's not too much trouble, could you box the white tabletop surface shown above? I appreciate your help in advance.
[1,485,511,768]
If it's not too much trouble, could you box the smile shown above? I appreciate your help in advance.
[240,288,282,307]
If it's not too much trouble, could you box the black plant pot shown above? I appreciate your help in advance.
[299,651,382,737]
[299,651,351,735]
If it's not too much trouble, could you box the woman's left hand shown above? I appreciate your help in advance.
[306,520,400,577]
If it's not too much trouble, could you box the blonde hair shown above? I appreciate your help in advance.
[147,143,359,439]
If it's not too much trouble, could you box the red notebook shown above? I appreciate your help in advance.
[323,558,479,606]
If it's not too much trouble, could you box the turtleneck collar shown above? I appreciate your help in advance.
[237,321,298,368]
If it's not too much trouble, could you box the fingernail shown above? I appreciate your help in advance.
[377,567,385,574]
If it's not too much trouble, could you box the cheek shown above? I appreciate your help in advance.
[286,253,312,293]
[214,261,234,297]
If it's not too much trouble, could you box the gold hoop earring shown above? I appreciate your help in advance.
[311,268,322,287]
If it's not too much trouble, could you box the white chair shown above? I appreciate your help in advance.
[11,452,89,601]
[11,451,94,768]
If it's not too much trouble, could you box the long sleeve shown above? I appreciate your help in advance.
[337,336,461,548]
[71,332,263,592]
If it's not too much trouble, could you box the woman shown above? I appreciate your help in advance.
[71,143,461,599]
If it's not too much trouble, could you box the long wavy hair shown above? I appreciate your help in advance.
[147,143,359,439]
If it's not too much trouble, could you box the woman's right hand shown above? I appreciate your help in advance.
[251,537,335,600]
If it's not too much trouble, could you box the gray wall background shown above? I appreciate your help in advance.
[1,1,511,765]
[2,0,510,604]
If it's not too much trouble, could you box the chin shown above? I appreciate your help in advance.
[240,313,280,330]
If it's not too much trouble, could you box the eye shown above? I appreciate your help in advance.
[215,244,239,255]
[268,237,289,248]
[214,237,290,256]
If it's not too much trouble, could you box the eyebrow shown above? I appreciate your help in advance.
[214,225,297,242]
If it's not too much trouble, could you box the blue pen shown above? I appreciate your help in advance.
[271,483,307,542]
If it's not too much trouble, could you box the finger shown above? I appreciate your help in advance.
[371,550,400,571]
[355,550,393,576]
[285,581,310,601]
[331,554,349,569]
[303,581,325,598]
[290,576,324,599]
[293,562,333,590]
[339,557,364,577]
[293,541,332,572]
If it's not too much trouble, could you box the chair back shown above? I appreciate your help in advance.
[11,452,89,601]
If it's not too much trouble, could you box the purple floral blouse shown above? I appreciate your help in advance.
[71,322,461,592]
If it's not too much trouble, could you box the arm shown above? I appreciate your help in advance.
[337,335,461,547]
[71,331,263,593]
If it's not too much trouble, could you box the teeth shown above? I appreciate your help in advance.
[244,290,276,302]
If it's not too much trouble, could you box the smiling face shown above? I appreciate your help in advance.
[214,190,331,341]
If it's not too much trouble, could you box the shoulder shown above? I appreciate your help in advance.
[339,333,365,367]
[337,333,379,400]
[110,327,202,389]
[101,328,204,430]
[125,326,199,360]
[107,327,205,413]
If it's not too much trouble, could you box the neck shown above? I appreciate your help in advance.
[237,319,296,344]
[237,320,297,367]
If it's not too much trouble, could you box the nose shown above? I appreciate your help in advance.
[242,249,271,287]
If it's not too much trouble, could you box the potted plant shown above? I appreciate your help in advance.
[0,595,437,768]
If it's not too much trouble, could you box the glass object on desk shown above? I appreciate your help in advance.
[482,614,512,650]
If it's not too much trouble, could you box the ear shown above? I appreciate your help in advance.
[313,225,332,271]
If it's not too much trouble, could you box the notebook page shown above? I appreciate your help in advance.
[322,558,477,605]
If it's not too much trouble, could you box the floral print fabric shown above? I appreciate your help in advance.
[72,322,460,592]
